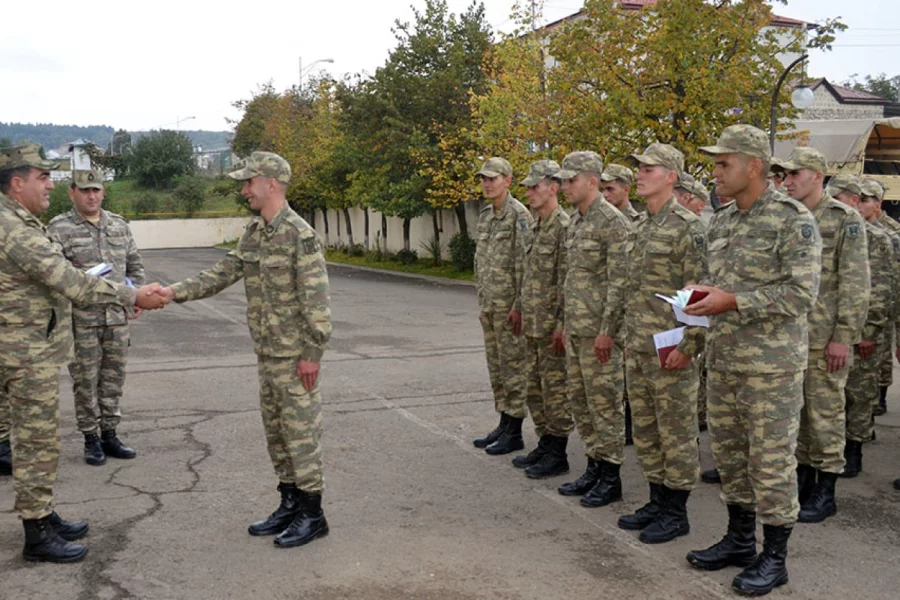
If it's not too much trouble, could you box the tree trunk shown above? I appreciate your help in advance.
[320,208,329,246]
[403,218,411,252]
[454,203,468,237]
[382,214,388,250]
[432,211,441,265]
[363,207,370,250]
[308,208,316,230]
[342,207,354,248]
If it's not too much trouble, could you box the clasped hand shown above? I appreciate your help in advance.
[133,283,176,310]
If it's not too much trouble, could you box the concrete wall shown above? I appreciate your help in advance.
[130,217,252,250]
[804,87,884,121]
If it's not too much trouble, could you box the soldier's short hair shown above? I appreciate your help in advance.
[0,166,33,195]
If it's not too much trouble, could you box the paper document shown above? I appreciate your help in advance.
[655,289,710,328]
[653,326,686,368]
[85,263,112,277]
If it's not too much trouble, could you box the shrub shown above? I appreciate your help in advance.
[449,232,476,272]
[133,193,160,216]
[420,236,443,266]
[42,183,72,223]
[347,243,365,257]
[172,176,206,215]
[394,248,418,265]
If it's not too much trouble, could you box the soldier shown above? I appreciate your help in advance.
[682,125,821,596]
[0,143,164,563]
[48,169,144,466]
[870,179,900,417]
[686,182,709,218]
[154,151,332,549]
[616,143,707,544]
[472,157,533,455]
[555,151,631,508]
[512,160,573,479]
[829,176,893,478]
[774,150,870,524]
[675,172,695,208]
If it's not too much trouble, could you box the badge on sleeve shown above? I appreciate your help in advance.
[693,233,705,249]
[846,223,861,238]
[800,223,813,242]
[518,217,529,232]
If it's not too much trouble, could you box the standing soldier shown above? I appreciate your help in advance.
[48,169,144,466]
[513,160,573,478]
[616,144,707,544]
[0,143,164,563]
[871,179,900,416]
[0,400,10,476]
[774,150,870,524]
[686,182,709,218]
[682,125,821,596]
[472,157,534,455]
[155,152,332,549]
[675,172,695,209]
[555,151,631,508]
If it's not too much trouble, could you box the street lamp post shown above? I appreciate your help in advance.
[299,57,334,91]
[176,116,196,130]
[769,53,813,153]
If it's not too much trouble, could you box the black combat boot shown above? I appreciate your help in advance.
[249,483,303,536]
[473,413,507,449]
[0,439,11,476]
[894,478,900,491]
[274,490,329,548]
[618,482,665,530]
[580,460,623,508]
[686,504,757,571]
[525,435,569,479]
[624,400,634,446]
[485,416,524,455]
[48,512,89,541]
[101,429,136,460]
[640,487,690,544]
[839,440,862,478]
[701,468,721,484]
[732,525,791,596]
[874,386,888,416]
[798,471,838,523]
[796,463,816,506]
[558,457,601,496]
[22,515,89,563]
[512,435,548,468]
[83,433,106,466]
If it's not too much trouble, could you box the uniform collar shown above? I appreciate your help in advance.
[0,191,45,230]
[262,203,290,235]
[744,182,777,217]
[648,196,677,225]
[71,208,109,228]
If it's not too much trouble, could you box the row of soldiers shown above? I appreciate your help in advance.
[471,124,897,597]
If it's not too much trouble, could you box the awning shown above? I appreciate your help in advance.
[774,117,900,176]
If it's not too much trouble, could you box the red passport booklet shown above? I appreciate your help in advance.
[685,289,708,305]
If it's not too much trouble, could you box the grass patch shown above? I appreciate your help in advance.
[325,248,474,281]
[100,178,246,219]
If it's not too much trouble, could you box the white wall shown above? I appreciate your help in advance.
[130,217,252,250]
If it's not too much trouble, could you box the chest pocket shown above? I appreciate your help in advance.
[262,251,296,298]
[573,233,603,272]
[707,236,729,275]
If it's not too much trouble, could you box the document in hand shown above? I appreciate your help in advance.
[85,263,112,277]
[653,327,686,368]
[654,289,710,328]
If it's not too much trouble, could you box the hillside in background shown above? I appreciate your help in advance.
[0,122,231,151]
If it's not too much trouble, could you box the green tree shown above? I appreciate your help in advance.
[128,130,195,189]
[0,137,13,147]
[230,82,280,157]
[841,73,900,102]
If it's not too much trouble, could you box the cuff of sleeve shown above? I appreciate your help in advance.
[862,324,880,343]
[830,328,856,347]
[301,346,325,362]
[170,282,187,303]
[677,338,698,358]
[733,292,758,321]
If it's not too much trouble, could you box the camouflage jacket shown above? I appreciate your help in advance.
[521,206,569,338]
[704,185,821,374]
[806,196,870,349]
[170,204,331,361]
[874,219,900,323]
[867,222,896,342]
[620,202,642,223]
[48,209,145,327]
[0,192,133,368]
[474,194,533,313]
[624,197,708,356]
[561,195,631,338]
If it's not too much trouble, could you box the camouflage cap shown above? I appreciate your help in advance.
[691,181,710,203]
[73,169,104,190]
[600,163,634,185]
[627,143,685,178]
[860,179,886,201]
[772,146,827,174]
[0,143,59,173]
[699,124,771,161]
[825,174,862,197]
[476,157,513,178]
[675,171,695,193]
[228,151,291,183]
[556,151,603,181]
[520,159,560,186]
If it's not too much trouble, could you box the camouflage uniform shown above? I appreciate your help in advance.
[601,164,641,223]
[875,213,900,392]
[170,153,331,494]
[48,171,145,436]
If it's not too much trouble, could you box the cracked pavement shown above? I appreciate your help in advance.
[2,248,899,599]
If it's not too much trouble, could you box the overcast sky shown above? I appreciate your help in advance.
[1,0,896,132]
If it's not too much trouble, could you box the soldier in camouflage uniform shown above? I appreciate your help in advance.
[773,149,870,524]
[686,181,709,218]
[683,126,821,596]
[616,144,707,544]
[512,160,573,479]
[48,169,145,466]
[555,152,631,508]
[472,157,534,456]
[675,172,696,209]
[870,179,900,416]
[0,144,164,563]
[829,176,894,479]
[156,152,332,549]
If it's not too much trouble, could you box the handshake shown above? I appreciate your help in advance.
[133,283,177,310]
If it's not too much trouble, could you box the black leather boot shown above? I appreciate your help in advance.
[48,512,89,541]
[796,463,816,506]
[840,440,862,478]
[732,525,791,596]
[624,400,634,446]
[701,468,721,484]
[798,471,837,523]
[512,436,548,468]
[525,435,569,479]
[558,457,601,496]
[473,413,507,449]
[0,439,11,476]
[686,504,757,571]
[874,386,888,416]
[640,487,690,544]
[83,433,106,466]
[618,482,665,530]
[580,460,623,507]
[249,483,302,536]
[485,416,524,455]
[274,490,329,548]
[894,478,900,490]
[22,515,89,563]
[101,430,136,459]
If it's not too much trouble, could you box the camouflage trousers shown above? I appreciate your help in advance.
[797,348,849,474]
[707,369,803,527]
[258,356,323,493]
[480,311,528,419]
[627,351,700,490]
[525,335,573,438]
[0,387,9,443]
[845,343,881,443]
[68,324,129,434]
[878,327,893,388]
[0,364,61,520]
[697,354,708,430]
[566,335,625,464]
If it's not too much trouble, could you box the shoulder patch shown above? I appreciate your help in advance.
[846,222,861,238]
[518,217,529,232]
[800,222,814,241]
[693,233,705,249]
